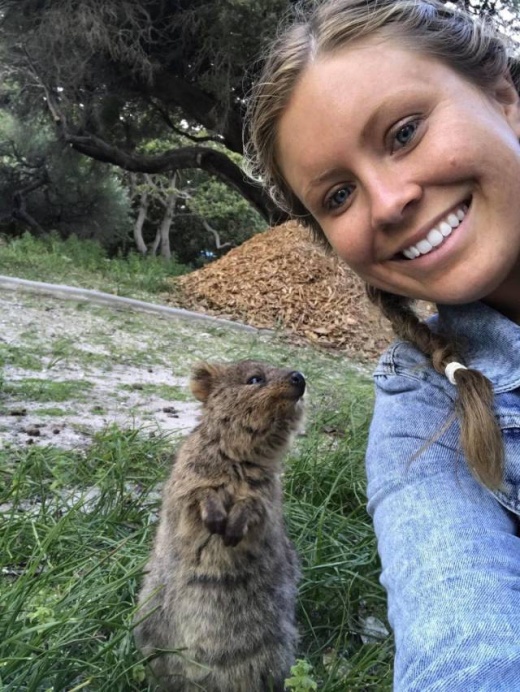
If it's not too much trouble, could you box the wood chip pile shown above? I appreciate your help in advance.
[167,223,397,361]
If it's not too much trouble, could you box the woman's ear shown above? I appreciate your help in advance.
[491,73,520,136]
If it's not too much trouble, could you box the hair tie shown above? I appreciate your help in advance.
[445,362,468,385]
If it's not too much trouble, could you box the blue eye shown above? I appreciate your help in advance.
[326,185,354,211]
[393,120,419,149]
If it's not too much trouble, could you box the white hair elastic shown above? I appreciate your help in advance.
[445,362,468,385]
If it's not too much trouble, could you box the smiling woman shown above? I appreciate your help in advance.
[246,1,520,690]
[276,42,520,308]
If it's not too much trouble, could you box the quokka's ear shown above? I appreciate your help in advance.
[190,362,225,402]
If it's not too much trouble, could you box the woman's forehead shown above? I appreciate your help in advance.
[276,40,443,181]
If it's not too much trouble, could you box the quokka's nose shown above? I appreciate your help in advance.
[289,371,306,395]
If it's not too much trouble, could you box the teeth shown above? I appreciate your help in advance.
[447,213,460,227]
[439,222,452,237]
[401,205,467,259]
[416,238,433,254]
[427,229,444,247]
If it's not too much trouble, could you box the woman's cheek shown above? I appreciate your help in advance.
[323,226,351,261]
[332,235,367,268]
[338,221,372,267]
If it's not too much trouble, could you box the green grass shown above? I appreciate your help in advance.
[3,378,93,403]
[0,345,43,371]
[0,381,392,691]
[33,407,68,417]
[0,233,393,690]
[120,383,191,401]
[0,232,188,299]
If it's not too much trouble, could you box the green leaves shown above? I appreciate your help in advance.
[285,659,318,691]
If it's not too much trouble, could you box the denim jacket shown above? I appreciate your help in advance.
[365,301,520,691]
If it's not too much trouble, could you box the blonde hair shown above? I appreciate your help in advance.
[246,0,518,488]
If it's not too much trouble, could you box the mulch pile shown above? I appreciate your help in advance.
[166,222,397,362]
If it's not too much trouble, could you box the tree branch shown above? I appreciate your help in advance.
[61,129,282,223]
[146,96,225,145]
[200,218,232,250]
[12,174,49,237]
[34,61,285,225]
[139,71,243,154]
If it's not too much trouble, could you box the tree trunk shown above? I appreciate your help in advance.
[12,177,49,237]
[150,228,160,256]
[133,187,149,255]
[157,188,177,259]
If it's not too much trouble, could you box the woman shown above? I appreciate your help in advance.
[246,1,520,689]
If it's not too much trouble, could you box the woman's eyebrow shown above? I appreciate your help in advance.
[361,88,425,138]
[305,167,345,194]
[303,103,393,195]
[304,91,424,197]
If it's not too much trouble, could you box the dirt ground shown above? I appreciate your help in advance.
[1,282,344,454]
[2,223,410,453]
[0,290,204,450]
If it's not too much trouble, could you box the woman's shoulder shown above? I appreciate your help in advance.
[373,301,520,395]
[373,336,453,400]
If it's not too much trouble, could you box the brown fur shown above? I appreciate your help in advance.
[134,360,305,692]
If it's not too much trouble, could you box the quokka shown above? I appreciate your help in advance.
[134,359,305,692]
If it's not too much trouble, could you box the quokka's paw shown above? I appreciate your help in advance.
[222,507,249,547]
[203,505,227,536]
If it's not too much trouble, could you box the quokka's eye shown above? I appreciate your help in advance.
[247,375,265,385]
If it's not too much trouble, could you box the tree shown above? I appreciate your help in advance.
[0,0,290,224]
[128,173,150,255]
[124,168,264,265]
[0,112,131,245]
[0,0,517,240]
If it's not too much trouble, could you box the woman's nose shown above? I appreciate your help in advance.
[368,174,423,229]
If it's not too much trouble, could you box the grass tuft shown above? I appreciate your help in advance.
[1,428,172,691]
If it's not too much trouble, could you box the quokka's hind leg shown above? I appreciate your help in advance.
[264,683,286,692]
[259,672,288,692]
[145,657,206,692]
